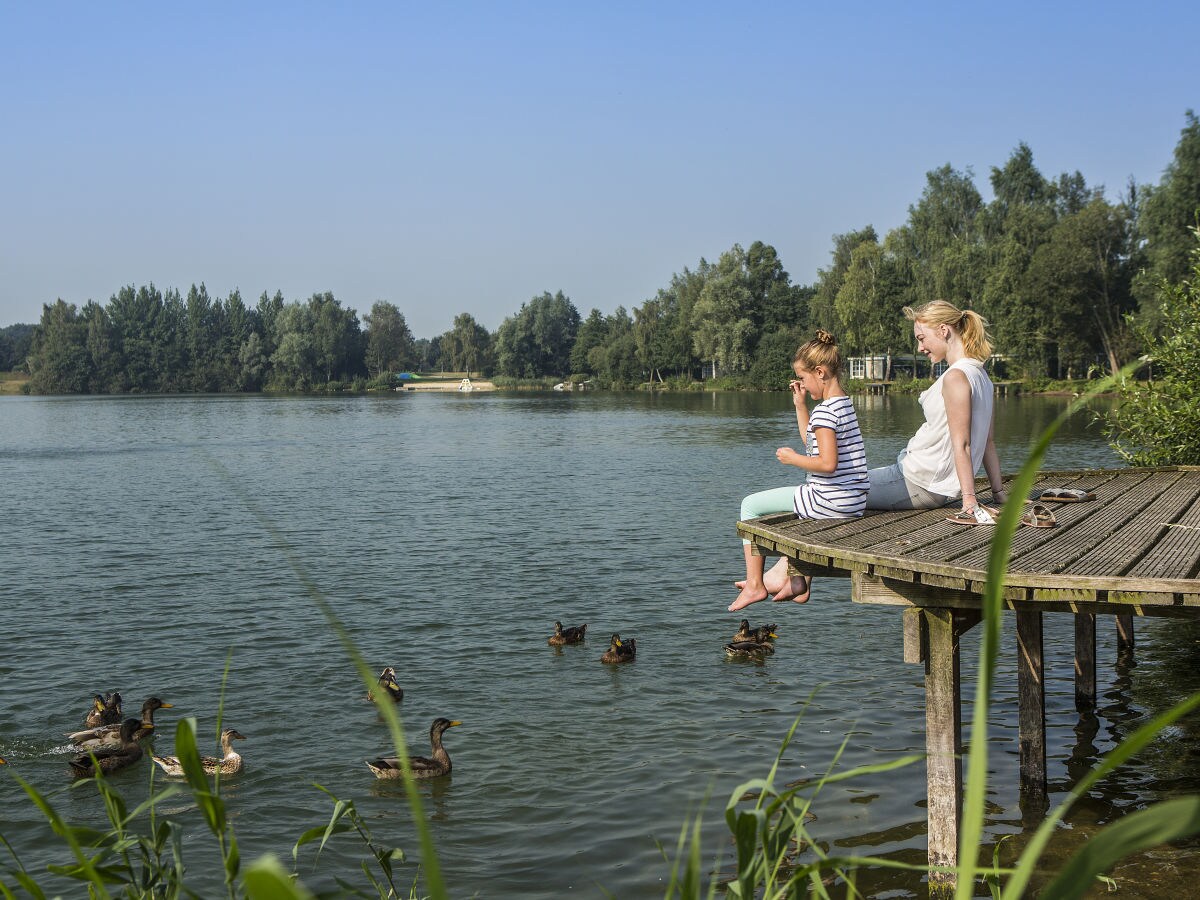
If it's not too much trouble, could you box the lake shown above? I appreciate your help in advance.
[2,390,1198,897]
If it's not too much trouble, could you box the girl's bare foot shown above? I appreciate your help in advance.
[729,583,769,612]
[735,558,790,593]
[771,575,810,604]
[763,557,790,593]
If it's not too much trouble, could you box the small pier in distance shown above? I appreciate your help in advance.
[737,466,1200,886]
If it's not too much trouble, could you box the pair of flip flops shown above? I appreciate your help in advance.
[945,503,1058,528]
[1037,487,1096,502]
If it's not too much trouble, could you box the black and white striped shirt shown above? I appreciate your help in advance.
[794,395,869,519]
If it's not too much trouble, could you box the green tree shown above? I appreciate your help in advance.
[570,308,609,375]
[1025,197,1137,376]
[0,323,35,371]
[1135,110,1200,334]
[834,238,910,369]
[269,302,318,390]
[692,246,755,377]
[587,307,641,385]
[495,291,579,378]
[308,292,364,383]
[442,313,492,376]
[27,299,89,393]
[363,301,415,377]
[810,226,877,331]
[82,300,118,392]
[1109,228,1200,464]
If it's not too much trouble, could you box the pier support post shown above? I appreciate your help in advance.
[1116,614,1135,654]
[1017,610,1047,809]
[924,609,967,890]
[1074,613,1096,710]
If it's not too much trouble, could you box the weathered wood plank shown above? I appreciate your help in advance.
[1061,478,1200,577]
[1123,492,1200,580]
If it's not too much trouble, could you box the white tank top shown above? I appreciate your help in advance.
[897,358,993,496]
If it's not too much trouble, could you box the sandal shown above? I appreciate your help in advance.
[1037,487,1095,503]
[946,505,998,526]
[1020,503,1058,528]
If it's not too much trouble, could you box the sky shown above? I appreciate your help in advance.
[2,1,1197,336]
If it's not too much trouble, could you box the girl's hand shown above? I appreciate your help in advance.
[776,447,803,467]
[789,380,807,406]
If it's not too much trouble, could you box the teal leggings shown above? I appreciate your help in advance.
[740,486,796,544]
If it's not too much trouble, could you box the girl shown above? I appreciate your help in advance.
[730,330,869,612]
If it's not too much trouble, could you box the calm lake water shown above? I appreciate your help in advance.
[2,391,1198,898]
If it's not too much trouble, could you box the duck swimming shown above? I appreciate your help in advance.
[548,621,587,646]
[600,633,636,663]
[152,728,246,777]
[366,717,462,779]
[69,697,174,748]
[724,640,775,660]
[367,667,403,703]
[83,692,123,728]
[732,620,777,643]
[68,718,143,778]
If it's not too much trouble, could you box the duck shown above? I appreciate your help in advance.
[83,692,123,728]
[151,728,247,777]
[548,621,587,646]
[68,697,174,748]
[68,718,143,778]
[724,640,775,660]
[731,619,778,643]
[367,667,403,703]
[366,718,462,779]
[600,633,636,663]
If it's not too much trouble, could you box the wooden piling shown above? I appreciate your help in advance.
[1074,613,1096,710]
[1017,610,1047,805]
[1116,614,1136,653]
[923,609,963,885]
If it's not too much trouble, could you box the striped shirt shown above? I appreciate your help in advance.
[793,395,869,519]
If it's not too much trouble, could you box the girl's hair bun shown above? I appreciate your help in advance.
[815,329,837,346]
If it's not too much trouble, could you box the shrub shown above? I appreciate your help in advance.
[1108,227,1200,465]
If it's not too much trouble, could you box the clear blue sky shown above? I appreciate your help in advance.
[2,1,1196,336]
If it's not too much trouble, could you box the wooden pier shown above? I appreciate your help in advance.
[737,466,1200,885]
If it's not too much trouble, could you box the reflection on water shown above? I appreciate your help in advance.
[0,391,1191,898]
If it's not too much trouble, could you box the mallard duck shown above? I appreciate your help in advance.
[724,640,775,660]
[548,621,587,646]
[600,633,636,663]
[68,697,174,748]
[367,667,403,703]
[83,692,123,728]
[151,728,246,777]
[366,717,462,779]
[68,718,143,778]
[732,620,778,643]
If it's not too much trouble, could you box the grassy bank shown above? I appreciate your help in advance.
[0,371,28,394]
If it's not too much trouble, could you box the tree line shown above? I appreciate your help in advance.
[12,112,1200,394]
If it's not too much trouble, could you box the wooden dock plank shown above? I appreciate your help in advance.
[1123,492,1200,580]
[1058,478,1200,577]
